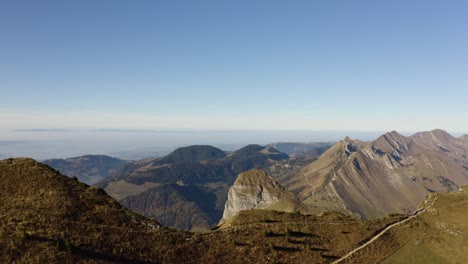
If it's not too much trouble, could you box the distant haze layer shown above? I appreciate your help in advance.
[0,130,387,160]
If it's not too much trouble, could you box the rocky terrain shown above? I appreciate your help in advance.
[1,157,467,263]
[220,169,300,224]
[42,155,130,185]
[281,129,468,220]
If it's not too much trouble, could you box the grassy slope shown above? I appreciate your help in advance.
[2,158,468,263]
[344,188,468,263]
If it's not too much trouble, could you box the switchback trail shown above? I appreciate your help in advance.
[332,194,438,264]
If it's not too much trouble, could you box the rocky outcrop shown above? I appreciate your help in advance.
[220,169,299,223]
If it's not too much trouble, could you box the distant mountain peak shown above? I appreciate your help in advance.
[159,145,226,164]
[230,144,289,159]
[388,130,403,137]
[42,155,129,185]
[409,129,460,152]
[412,129,453,139]
[372,130,409,153]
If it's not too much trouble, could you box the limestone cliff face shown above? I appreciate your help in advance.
[220,169,298,222]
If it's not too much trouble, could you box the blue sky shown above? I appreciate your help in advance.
[1,0,468,132]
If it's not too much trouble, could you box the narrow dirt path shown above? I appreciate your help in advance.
[332,194,438,264]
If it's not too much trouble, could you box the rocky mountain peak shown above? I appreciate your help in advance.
[220,169,298,223]
[410,129,460,152]
[372,130,409,154]
[342,137,359,156]
[411,129,454,141]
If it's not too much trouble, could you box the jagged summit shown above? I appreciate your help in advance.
[372,130,410,153]
[220,169,299,224]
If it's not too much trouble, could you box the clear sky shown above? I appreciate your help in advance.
[1,0,468,132]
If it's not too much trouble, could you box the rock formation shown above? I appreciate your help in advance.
[220,169,299,223]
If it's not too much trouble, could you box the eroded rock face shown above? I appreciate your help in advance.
[220,169,297,222]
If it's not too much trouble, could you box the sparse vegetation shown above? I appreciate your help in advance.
[1,158,468,263]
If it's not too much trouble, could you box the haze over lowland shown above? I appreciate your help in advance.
[0,129,383,160]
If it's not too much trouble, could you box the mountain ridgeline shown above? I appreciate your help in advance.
[42,155,130,185]
[101,144,293,230]
[280,129,468,220]
[37,129,468,233]
[267,142,335,159]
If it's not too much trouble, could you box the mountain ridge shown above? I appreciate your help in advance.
[42,155,129,185]
[101,144,292,230]
[281,129,468,220]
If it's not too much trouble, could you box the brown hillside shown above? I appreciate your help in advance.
[342,187,468,263]
[1,158,467,263]
[0,158,191,263]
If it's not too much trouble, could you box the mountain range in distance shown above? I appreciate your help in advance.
[1,157,467,263]
[103,144,294,230]
[280,129,468,220]
[34,142,331,230]
[42,155,130,185]
[28,129,468,232]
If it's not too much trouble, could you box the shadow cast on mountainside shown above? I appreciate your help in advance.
[289,239,307,245]
[321,254,340,260]
[309,247,328,252]
[27,235,157,264]
[272,245,301,252]
[289,230,316,238]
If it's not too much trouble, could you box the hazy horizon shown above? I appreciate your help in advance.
[1,128,466,160]
[1,1,468,132]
